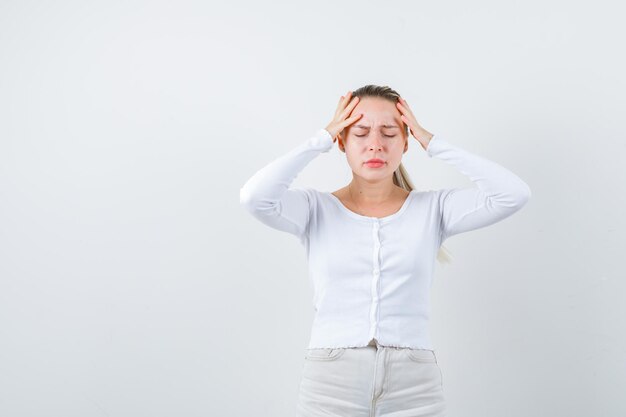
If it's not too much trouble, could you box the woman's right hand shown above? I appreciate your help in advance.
[325,91,363,143]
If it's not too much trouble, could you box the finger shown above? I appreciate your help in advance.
[398,97,412,111]
[403,104,414,115]
[339,112,363,129]
[334,96,345,116]
[335,93,353,116]
[397,99,411,111]
[341,91,352,105]
[336,93,348,108]
[400,114,413,129]
[397,102,413,121]
[340,96,360,118]
[397,101,415,119]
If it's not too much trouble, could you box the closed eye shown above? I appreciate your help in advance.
[355,134,396,138]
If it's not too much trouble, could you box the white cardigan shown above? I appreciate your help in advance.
[240,128,531,349]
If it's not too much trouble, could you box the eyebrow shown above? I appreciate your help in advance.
[354,124,400,129]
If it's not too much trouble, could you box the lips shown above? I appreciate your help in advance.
[364,158,386,168]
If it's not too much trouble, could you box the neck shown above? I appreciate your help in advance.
[349,179,397,204]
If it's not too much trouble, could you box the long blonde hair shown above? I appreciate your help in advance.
[343,84,453,265]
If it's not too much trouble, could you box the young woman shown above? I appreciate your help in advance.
[239,85,531,417]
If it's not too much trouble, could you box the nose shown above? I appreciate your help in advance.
[368,134,384,150]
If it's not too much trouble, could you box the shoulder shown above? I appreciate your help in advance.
[293,186,324,203]
[410,188,446,204]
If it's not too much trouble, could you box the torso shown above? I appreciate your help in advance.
[331,186,411,218]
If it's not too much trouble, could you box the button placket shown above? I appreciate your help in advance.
[369,220,382,340]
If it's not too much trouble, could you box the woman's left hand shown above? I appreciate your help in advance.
[396,97,434,151]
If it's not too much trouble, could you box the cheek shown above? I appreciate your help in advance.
[344,149,365,169]
[345,152,360,167]
[387,142,407,161]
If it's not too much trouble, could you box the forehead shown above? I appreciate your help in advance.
[350,97,402,127]
[352,115,402,129]
[352,112,401,128]
[353,123,399,129]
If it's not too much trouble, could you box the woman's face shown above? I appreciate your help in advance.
[339,97,408,181]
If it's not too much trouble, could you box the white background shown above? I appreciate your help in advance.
[1,0,624,416]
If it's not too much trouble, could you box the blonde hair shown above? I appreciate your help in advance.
[343,84,453,265]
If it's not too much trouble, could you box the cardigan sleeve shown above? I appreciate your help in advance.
[239,128,334,239]
[426,134,532,243]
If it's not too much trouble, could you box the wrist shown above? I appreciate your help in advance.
[414,129,433,143]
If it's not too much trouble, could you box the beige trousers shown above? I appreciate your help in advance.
[296,339,446,417]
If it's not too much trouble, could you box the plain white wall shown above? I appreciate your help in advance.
[1,0,624,416]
